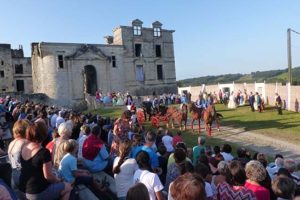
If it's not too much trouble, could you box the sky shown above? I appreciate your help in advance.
[1,0,300,80]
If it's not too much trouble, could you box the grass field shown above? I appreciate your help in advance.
[216,104,300,144]
[87,104,296,158]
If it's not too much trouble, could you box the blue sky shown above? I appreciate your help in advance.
[1,0,300,80]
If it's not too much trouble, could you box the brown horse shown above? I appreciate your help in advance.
[202,104,223,136]
[167,104,188,130]
[189,103,203,132]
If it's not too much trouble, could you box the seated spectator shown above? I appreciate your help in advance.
[283,158,300,187]
[168,142,192,168]
[192,136,206,166]
[77,125,90,161]
[162,130,174,153]
[169,173,206,200]
[53,122,73,168]
[213,160,256,200]
[58,139,104,194]
[113,140,138,199]
[194,163,213,199]
[0,178,17,200]
[267,157,284,179]
[126,182,150,200]
[272,175,296,200]
[172,131,183,148]
[165,148,194,192]
[82,125,109,173]
[19,122,72,200]
[45,129,59,154]
[8,120,29,190]
[156,144,168,185]
[131,131,159,169]
[155,127,163,147]
[233,147,251,167]
[245,160,270,200]
[133,151,164,200]
[220,144,233,161]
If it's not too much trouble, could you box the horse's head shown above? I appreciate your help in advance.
[206,105,216,117]
[189,102,195,113]
[181,103,188,113]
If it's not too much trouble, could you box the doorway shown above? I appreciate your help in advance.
[83,65,97,95]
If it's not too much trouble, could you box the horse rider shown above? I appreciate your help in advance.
[195,95,206,109]
[152,97,159,114]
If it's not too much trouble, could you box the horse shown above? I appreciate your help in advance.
[202,104,223,136]
[167,104,188,130]
[189,103,203,132]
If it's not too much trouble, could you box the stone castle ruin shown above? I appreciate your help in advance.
[1,19,177,109]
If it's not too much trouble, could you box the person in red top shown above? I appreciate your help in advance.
[172,131,183,148]
[244,160,270,200]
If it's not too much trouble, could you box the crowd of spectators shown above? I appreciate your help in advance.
[0,95,300,200]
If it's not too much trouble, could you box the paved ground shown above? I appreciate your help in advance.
[212,126,300,162]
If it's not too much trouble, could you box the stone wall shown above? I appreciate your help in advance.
[0,44,14,92]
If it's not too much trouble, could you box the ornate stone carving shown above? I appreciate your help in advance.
[65,44,108,60]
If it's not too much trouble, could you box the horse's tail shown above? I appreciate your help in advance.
[216,113,223,119]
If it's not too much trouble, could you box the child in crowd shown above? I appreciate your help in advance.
[59,139,104,193]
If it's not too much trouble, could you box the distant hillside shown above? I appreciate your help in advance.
[177,67,300,87]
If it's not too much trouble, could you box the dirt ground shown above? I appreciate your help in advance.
[213,126,300,162]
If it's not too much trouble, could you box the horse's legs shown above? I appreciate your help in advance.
[208,124,212,136]
[172,119,175,129]
[191,119,194,131]
[198,119,201,133]
[216,120,220,131]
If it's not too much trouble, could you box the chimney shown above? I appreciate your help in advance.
[104,36,114,45]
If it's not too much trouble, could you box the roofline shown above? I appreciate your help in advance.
[31,42,124,48]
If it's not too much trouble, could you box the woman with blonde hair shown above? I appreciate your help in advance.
[113,140,138,200]
[8,119,30,189]
[245,160,270,200]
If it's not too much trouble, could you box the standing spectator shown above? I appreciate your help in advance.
[245,160,270,200]
[275,93,283,115]
[255,92,262,113]
[249,92,255,112]
[218,89,223,104]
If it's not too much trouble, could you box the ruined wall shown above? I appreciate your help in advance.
[0,44,14,92]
